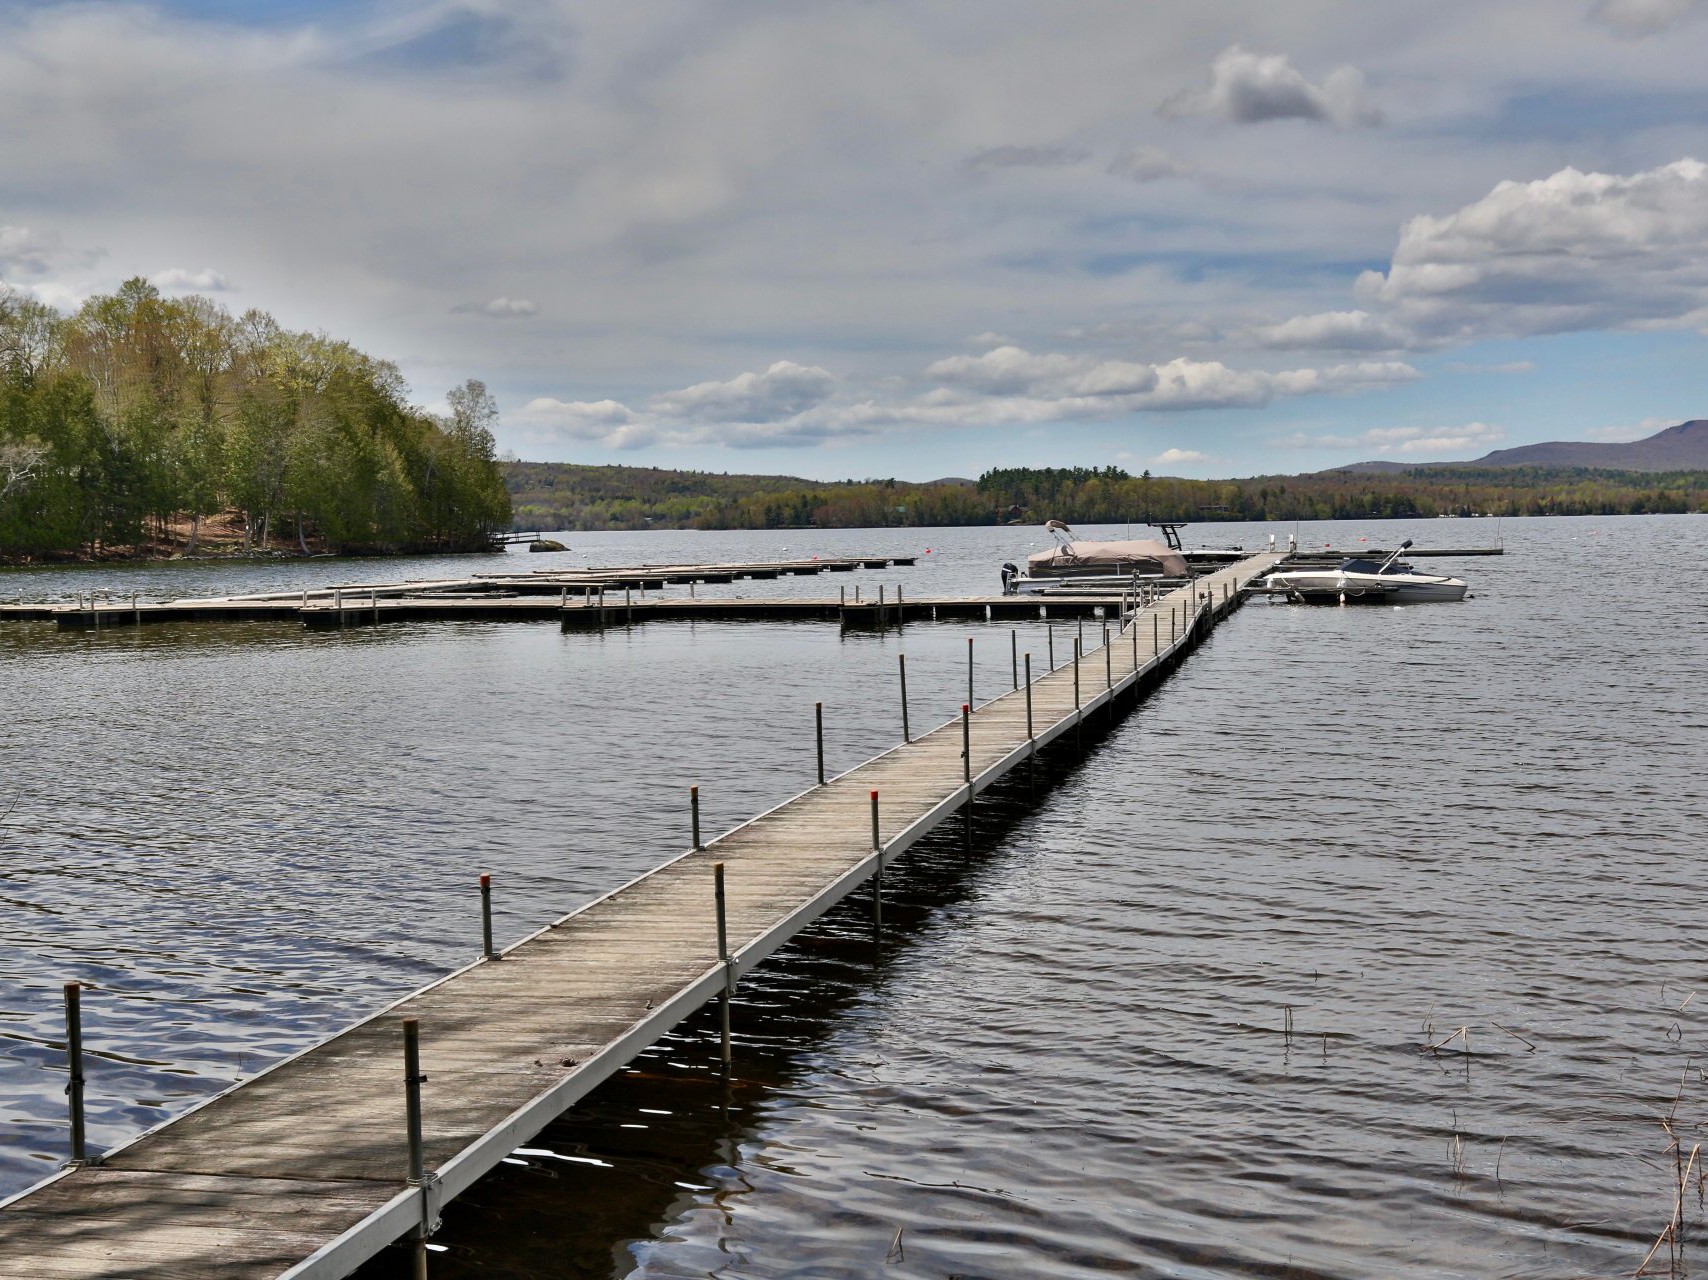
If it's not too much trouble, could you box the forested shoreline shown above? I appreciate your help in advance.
[0,278,510,562]
[506,461,1708,532]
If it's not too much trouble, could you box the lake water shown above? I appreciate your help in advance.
[2,515,1705,1278]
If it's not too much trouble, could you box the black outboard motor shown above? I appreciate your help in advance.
[1000,562,1019,595]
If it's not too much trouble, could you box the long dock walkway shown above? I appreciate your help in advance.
[0,553,1282,1279]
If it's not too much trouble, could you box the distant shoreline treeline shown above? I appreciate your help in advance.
[0,278,510,561]
[505,461,1708,531]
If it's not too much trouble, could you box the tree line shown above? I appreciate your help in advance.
[505,460,1707,532]
[0,278,510,559]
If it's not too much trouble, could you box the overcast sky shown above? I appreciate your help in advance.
[3,0,1706,480]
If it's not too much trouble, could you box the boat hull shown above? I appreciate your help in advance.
[1264,572,1467,604]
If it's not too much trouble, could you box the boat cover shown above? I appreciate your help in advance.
[1026,539,1187,577]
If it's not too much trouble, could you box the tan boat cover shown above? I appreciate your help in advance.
[1026,539,1187,577]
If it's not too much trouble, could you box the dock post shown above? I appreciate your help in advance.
[64,983,87,1166]
[967,637,974,708]
[870,789,882,933]
[899,654,910,743]
[480,875,496,960]
[897,584,904,617]
[840,586,845,608]
[1077,616,1084,655]
[1153,614,1158,656]
[1132,620,1138,671]
[691,786,702,851]
[560,587,567,608]
[1020,651,1035,791]
[1073,640,1080,709]
[1105,625,1112,690]
[1048,624,1055,670]
[372,589,379,625]
[855,585,861,603]
[1011,630,1018,689]
[624,585,632,624]
[815,702,826,784]
[402,1017,429,1280]
[961,703,973,854]
[1171,610,1176,644]
[714,864,732,1067]
[878,584,885,624]
[132,594,139,627]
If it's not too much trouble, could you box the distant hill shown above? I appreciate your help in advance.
[1337,419,1708,474]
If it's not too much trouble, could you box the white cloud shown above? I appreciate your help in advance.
[1107,146,1187,183]
[1589,0,1702,34]
[1254,309,1409,351]
[1160,46,1382,128]
[1355,158,1708,340]
[1281,421,1504,457]
[154,267,232,292]
[1154,448,1206,465]
[649,360,835,423]
[454,297,537,318]
[1583,416,1673,441]
[518,347,1419,450]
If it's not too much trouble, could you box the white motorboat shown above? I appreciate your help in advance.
[1001,521,1188,595]
[1259,540,1468,604]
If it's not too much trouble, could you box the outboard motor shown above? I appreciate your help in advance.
[1000,562,1019,595]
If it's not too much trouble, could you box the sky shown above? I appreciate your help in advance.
[2,0,1706,481]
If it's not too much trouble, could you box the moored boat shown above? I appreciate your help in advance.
[1258,540,1468,604]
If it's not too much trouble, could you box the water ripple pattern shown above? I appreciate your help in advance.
[3,516,1706,1279]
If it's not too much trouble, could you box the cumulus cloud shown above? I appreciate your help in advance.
[650,360,835,423]
[1154,448,1206,465]
[1354,158,1708,340]
[1160,46,1382,128]
[0,225,100,280]
[454,296,537,318]
[1254,309,1409,351]
[1107,146,1187,183]
[1281,421,1504,457]
[1589,0,1702,34]
[154,267,232,292]
[918,345,1416,419]
[517,346,1418,450]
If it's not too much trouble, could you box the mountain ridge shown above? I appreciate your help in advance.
[1335,419,1708,474]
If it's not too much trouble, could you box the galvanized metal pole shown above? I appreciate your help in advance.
[691,785,702,851]
[403,1017,429,1280]
[1011,630,1018,689]
[898,654,911,743]
[64,983,86,1166]
[1073,640,1081,709]
[961,703,973,854]
[1024,652,1036,795]
[1153,614,1159,654]
[1105,626,1112,689]
[870,789,882,931]
[480,875,496,960]
[1048,624,1055,670]
[714,863,732,1066]
[967,637,974,708]
[815,702,825,784]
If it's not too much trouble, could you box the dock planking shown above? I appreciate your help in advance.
[0,553,1281,1279]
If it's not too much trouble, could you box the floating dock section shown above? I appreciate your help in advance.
[0,553,1278,1278]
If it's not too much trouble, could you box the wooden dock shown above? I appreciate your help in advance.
[0,553,1280,1279]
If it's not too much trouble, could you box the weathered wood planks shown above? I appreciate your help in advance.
[0,554,1279,1279]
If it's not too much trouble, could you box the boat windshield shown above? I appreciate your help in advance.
[1339,556,1413,575]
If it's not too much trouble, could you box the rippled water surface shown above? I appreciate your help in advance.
[4,516,1706,1278]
